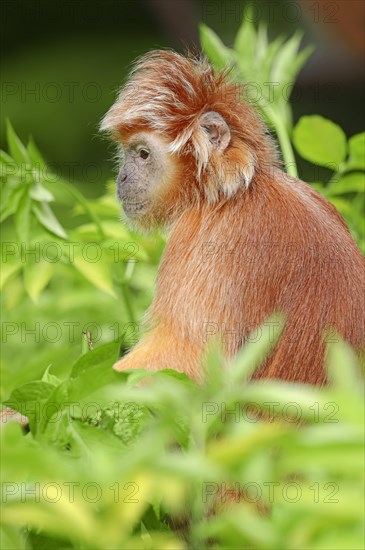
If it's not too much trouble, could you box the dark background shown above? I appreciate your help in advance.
[1,0,364,193]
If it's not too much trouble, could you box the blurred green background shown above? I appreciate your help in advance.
[2,0,364,193]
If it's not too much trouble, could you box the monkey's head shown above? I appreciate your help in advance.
[101,50,277,230]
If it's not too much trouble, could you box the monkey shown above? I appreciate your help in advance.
[100,50,365,385]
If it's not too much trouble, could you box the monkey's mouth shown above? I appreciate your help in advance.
[122,200,150,216]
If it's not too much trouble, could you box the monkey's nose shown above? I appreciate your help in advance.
[118,173,128,185]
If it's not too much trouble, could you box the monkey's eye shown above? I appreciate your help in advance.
[139,148,149,160]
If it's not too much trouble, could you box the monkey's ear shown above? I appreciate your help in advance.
[198,111,231,152]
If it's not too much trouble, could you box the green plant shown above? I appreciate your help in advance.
[292,117,365,250]
[1,325,364,549]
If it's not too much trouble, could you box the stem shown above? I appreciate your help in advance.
[58,179,106,240]
[274,117,298,178]
[120,260,136,323]
[327,163,346,188]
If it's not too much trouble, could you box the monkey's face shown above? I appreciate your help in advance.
[116,132,177,224]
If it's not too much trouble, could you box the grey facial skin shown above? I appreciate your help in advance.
[116,133,164,219]
[117,150,151,216]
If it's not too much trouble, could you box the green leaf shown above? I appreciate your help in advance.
[73,253,116,297]
[26,532,73,550]
[4,381,55,430]
[32,202,67,239]
[293,115,347,166]
[68,340,124,402]
[29,182,54,202]
[0,187,24,223]
[275,43,314,107]
[326,172,365,196]
[5,381,55,407]
[328,196,352,214]
[1,500,97,545]
[260,35,286,83]
[255,23,268,63]
[6,120,29,164]
[292,43,315,77]
[0,260,22,290]
[0,525,27,550]
[234,14,256,73]
[27,136,46,168]
[67,420,125,455]
[15,190,31,244]
[326,339,362,393]
[204,339,225,395]
[199,23,235,71]
[23,259,54,302]
[0,149,15,165]
[71,339,122,379]
[347,132,365,170]
[41,365,62,387]
[271,32,313,105]
[36,381,70,433]
[271,31,303,85]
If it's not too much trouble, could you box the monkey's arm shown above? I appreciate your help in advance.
[113,325,203,381]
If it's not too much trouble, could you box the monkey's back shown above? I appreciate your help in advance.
[153,169,365,384]
[247,170,365,383]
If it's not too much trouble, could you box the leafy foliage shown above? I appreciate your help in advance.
[1,332,364,549]
[1,13,365,550]
[199,17,365,251]
[200,11,314,178]
[292,117,365,249]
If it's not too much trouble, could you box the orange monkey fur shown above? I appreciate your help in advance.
[101,51,365,384]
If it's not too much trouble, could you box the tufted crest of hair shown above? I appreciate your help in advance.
[101,50,279,202]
